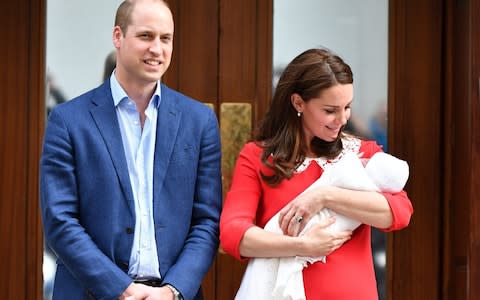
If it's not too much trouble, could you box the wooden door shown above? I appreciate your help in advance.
[164,1,272,299]
[0,0,45,299]
[389,0,480,299]
[442,0,480,298]
[388,0,444,298]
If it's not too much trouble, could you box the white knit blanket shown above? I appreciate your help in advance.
[235,152,409,300]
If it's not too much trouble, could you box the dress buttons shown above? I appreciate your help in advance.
[125,227,134,234]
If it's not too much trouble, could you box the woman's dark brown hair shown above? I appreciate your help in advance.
[255,48,353,186]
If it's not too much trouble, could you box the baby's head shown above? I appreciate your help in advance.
[365,152,409,193]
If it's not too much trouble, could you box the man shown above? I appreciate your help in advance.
[40,0,222,299]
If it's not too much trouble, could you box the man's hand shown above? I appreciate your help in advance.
[119,283,175,300]
[119,282,148,300]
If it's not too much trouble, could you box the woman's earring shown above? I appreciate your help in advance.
[297,111,302,117]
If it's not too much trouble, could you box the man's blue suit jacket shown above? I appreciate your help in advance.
[40,81,222,300]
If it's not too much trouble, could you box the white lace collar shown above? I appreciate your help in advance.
[295,137,361,173]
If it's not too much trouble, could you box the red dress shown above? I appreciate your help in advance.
[220,138,413,300]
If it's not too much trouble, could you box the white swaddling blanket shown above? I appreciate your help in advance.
[235,152,409,300]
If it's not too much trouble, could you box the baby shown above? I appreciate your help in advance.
[235,151,409,300]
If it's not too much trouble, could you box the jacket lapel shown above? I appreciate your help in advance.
[89,82,135,216]
[153,85,182,198]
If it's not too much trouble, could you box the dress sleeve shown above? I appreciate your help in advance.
[220,143,263,261]
[359,140,414,231]
[381,190,413,231]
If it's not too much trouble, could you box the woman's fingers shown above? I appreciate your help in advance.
[279,207,296,234]
[286,213,304,236]
[331,235,351,252]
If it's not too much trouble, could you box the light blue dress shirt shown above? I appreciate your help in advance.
[110,74,162,279]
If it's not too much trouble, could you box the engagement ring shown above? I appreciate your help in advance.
[295,216,303,224]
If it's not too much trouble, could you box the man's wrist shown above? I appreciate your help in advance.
[165,284,183,300]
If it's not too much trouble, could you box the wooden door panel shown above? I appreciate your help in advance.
[0,0,45,299]
[443,0,480,298]
[214,254,246,300]
[388,1,443,299]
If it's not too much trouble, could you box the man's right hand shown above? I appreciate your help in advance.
[119,282,148,300]
[119,283,176,300]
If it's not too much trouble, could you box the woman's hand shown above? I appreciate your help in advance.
[278,185,333,236]
[299,216,352,257]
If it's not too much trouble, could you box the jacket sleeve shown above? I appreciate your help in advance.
[40,108,132,300]
[160,107,223,300]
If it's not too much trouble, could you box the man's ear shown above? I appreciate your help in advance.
[112,26,123,49]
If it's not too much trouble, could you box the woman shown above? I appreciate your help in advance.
[219,48,413,299]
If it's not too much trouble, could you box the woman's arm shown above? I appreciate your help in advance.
[239,217,351,258]
[278,186,391,235]
[279,183,413,236]
[321,187,393,228]
[220,143,352,260]
[279,141,413,236]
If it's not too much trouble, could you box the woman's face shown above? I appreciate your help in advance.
[293,83,353,143]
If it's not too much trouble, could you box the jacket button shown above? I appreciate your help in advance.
[125,227,134,234]
[119,261,129,271]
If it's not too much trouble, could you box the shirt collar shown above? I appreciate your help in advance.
[110,72,162,108]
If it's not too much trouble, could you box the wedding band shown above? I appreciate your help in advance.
[295,216,303,224]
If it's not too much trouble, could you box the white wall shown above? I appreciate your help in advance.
[273,0,388,123]
[46,1,123,100]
